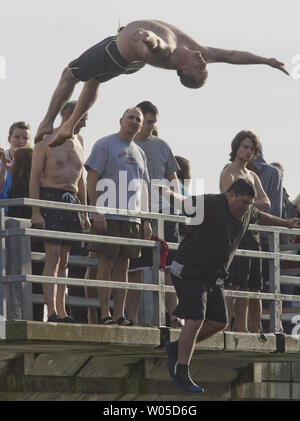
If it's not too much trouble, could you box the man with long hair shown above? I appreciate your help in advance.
[220,130,270,333]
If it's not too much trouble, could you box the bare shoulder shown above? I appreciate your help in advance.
[220,165,236,192]
[220,164,235,178]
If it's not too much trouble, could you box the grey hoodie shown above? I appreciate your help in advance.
[251,151,283,217]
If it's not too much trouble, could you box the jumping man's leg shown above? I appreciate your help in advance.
[35,68,78,143]
[165,269,182,327]
[48,79,100,148]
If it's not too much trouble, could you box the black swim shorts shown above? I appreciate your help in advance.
[171,273,228,324]
[68,30,145,83]
[40,187,83,245]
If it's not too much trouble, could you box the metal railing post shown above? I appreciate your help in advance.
[152,218,166,327]
[269,231,281,333]
[5,218,33,320]
[0,208,6,319]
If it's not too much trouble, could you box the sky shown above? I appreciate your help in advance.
[1,0,300,199]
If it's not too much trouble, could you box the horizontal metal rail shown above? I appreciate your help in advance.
[0,227,179,250]
[4,274,300,302]
[1,197,300,330]
[0,198,185,223]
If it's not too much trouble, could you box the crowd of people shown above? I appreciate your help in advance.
[2,101,300,393]
[1,104,299,330]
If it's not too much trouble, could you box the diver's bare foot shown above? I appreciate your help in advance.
[34,123,54,144]
[48,125,74,148]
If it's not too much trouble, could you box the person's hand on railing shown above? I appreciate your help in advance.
[93,213,107,233]
[31,213,46,230]
[286,218,300,229]
[143,220,152,240]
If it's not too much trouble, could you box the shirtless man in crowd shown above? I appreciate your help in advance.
[29,101,90,322]
[34,19,289,146]
[220,130,270,333]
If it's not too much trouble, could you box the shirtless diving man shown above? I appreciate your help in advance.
[34,19,289,147]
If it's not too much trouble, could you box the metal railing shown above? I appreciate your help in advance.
[1,197,300,332]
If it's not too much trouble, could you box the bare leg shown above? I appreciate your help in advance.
[177,319,203,365]
[196,319,227,342]
[165,269,181,326]
[55,245,71,318]
[95,253,112,320]
[126,270,143,325]
[225,294,236,332]
[249,296,262,333]
[43,243,61,318]
[234,293,249,333]
[48,79,100,148]
[85,264,98,324]
[35,68,78,143]
[111,257,129,322]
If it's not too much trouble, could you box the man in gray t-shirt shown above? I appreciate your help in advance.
[126,101,182,327]
[85,107,152,326]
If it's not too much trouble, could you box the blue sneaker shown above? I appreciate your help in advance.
[172,376,205,393]
[165,341,177,379]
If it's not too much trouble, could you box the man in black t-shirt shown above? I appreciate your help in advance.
[156,179,300,393]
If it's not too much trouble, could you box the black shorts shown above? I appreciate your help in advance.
[68,31,145,83]
[171,274,228,323]
[227,231,262,291]
[129,220,180,271]
[40,187,83,246]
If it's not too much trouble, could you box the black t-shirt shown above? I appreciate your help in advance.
[175,193,260,281]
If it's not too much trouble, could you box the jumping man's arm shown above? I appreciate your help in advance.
[202,46,289,75]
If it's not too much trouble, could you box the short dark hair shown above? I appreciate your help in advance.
[8,121,30,137]
[177,69,207,89]
[136,101,158,116]
[60,101,76,117]
[230,130,260,162]
[226,178,256,198]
